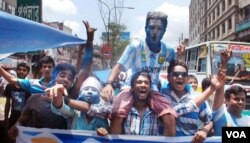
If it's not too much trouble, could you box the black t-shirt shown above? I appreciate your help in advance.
[22,94,67,129]
[4,84,31,127]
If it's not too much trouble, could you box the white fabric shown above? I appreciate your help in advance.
[80,77,102,93]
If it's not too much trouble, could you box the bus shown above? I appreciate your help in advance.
[184,41,250,109]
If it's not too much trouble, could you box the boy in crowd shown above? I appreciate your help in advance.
[0,56,55,93]
[50,76,109,131]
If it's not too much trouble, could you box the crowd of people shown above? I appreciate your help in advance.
[0,11,249,143]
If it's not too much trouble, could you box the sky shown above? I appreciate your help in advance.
[43,0,191,48]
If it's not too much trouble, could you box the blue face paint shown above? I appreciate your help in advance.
[77,86,100,104]
[145,19,165,52]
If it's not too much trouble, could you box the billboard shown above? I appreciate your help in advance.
[101,42,113,59]
[16,0,42,22]
[102,32,130,41]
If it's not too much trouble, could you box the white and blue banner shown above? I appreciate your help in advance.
[0,11,85,55]
[16,126,222,143]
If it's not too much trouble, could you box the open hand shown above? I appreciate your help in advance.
[83,21,97,42]
[177,41,185,60]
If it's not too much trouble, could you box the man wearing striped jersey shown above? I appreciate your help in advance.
[161,58,227,142]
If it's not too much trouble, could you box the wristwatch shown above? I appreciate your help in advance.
[105,80,114,87]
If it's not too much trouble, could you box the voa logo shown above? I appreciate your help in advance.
[226,131,246,138]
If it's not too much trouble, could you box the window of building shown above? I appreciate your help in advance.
[228,0,232,6]
[8,4,12,13]
[222,22,225,34]
[213,11,215,20]
[213,29,215,39]
[2,1,5,10]
[11,6,15,14]
[228,17,232,30]
[245,6,250,19]
[217,6,220,17]
[0,0,2,9]
[222,0,225,11]
[217,27,220,37]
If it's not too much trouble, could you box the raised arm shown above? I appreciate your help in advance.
[194,49,232,107]
[176,41,185,60]
[213,49,232,110]
[0,66,18,86]
[70,21,96,99]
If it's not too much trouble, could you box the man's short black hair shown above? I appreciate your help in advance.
[201,77,211,92]
[225,84,247,100]
[167,60,188,75]
[52,63,76,82]
[17,62,30,73]
[131,71,151,88]
[39,56,55,69]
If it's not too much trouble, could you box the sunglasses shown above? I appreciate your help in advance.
[169,72,188,77]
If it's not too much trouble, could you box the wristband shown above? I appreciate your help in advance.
[199,128,209,134]
[105,80,113,85]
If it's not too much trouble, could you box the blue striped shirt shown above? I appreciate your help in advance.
[118,39,175,91]
[161,83,212,136]
[213,104,250,136]
[124,107,159,135]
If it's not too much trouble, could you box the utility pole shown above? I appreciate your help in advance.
[98,0,134,68]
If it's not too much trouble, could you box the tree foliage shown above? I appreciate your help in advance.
[101,22,129,63]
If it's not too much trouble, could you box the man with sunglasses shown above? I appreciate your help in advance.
[161,53,229,142]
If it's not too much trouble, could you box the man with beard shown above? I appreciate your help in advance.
[98,71,176,136]
[4,62,31,129]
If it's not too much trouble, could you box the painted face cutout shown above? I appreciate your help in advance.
[146,19,165,44]
[78,86,100,104]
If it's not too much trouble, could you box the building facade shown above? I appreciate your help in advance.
[237,0,250,42]
[0,0,16,14]
[1,0,102,71]
[189,0,240,45]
